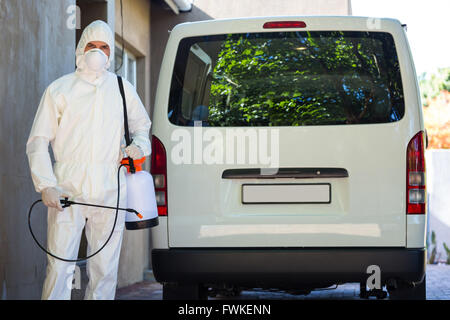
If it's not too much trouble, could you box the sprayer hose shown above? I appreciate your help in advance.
[28,163,126,262]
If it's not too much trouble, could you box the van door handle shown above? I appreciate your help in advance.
[221,168,349,179]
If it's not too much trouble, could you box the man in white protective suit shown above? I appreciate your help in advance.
[26,20,151,300]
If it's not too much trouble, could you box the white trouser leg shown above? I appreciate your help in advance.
[84,205,125,300]
[41,205,85,300]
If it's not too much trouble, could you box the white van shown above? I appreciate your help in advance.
[150,16,427,300]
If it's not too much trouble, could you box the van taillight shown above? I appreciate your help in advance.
[263,21,307,29]
[151,135,168,216]
[406,131,426,214]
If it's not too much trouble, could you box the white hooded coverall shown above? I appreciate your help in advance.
[26,21,151,300]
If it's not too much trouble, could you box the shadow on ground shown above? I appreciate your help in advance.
[112,264,450,300]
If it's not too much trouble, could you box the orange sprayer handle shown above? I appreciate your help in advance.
[121,156,146,173]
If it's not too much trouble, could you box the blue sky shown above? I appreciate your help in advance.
[352,0,449,75]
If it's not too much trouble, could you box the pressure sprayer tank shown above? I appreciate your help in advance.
[122,157,159,230]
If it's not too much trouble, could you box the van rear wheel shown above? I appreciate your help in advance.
[162,282,208,300]
[388,276,426,300]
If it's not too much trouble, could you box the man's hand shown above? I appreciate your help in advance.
[125,144,143,160]
[42,187,66,212]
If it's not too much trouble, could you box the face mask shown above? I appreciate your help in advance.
[84,48,108,72]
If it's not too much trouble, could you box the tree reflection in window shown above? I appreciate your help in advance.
[169,31,404,127]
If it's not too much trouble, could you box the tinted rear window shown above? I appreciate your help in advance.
[168,31,404,127]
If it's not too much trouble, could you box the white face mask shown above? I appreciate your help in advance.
[84,48,108,72]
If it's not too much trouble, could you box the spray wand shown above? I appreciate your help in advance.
[59,197,143,219]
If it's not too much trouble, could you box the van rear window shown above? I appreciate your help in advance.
[168,31,404,127]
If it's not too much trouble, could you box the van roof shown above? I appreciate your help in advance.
[171,16,404,35]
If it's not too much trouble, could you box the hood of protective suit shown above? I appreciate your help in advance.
[76,20,114,84]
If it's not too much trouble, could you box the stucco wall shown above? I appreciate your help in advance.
[426,150,450,262]
[0,0,75,299]
[150,0,352,111]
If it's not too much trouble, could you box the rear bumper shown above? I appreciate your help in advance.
[152,248,426,289]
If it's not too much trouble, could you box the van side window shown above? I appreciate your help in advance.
[168,31,404,127]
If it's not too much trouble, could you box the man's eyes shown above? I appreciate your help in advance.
[86,43,109,50]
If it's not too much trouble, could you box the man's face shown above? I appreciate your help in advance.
[84,41,110,58]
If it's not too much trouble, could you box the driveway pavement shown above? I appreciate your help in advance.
[115,264,450,300]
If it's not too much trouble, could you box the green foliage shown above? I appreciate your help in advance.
[419,68,450,106]
[428,230,437,264]
[208,31,402,127]
[443,242,450,265]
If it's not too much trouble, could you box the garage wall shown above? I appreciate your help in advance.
[114,0,152,288]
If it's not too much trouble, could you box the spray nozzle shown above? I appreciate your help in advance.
[126,208,143,219]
